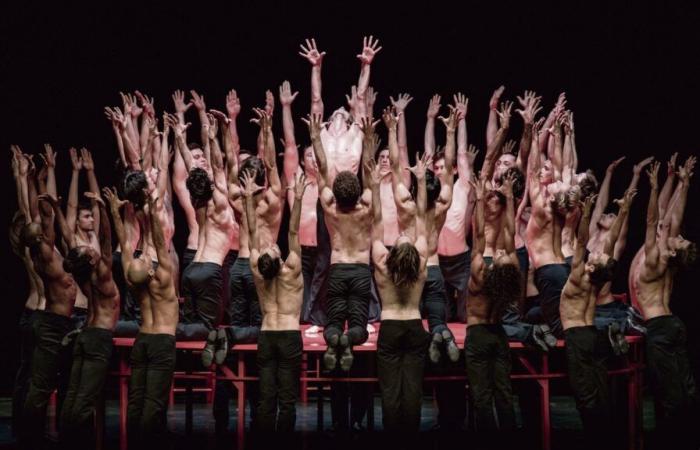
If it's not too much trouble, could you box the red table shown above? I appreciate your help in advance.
[113,323,645,450]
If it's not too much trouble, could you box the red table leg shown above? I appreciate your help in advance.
[541,354,551,450]
[236,357,246,450]
[120,348,128,450]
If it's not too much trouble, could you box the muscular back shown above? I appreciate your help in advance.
[32,244,77,317]
[133,264,178,335]
[438,181,471,256]
[324,201,372,265]
[253,256,304,331]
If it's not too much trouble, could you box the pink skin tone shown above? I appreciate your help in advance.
[77,210,95,233]
[539,160,554,184]
[433,157,446,181]
[327,108,352,137]
[190,148,209,171]
[377,149,391,175]
[598,213,616,230]
[261,243,282,259]
[301,147,318,175]
[494,154,516,181]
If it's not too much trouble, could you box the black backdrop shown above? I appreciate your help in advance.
[1,3,699,392]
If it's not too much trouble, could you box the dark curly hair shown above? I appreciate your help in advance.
[258,253,281,280]
[578,170,599,200]
[483,263,523,322]
[333,171,362,210]
[239,156,266,187]
[410,169,441,210]
[386,243,421,291]
[63,247,94,285]
[589,257,617,287]
[123,170,148,210]
[186,167,214,204]
[669,242,698,269]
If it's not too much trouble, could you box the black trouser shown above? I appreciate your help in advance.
[645,315,699,448]
[220,250,238,324]
[564,325,610,443]
[181,261,223,330]
[71,306,88,330]
[60,327,113,450]
[19,310,73,449]
[534,263,570,337]
[127,333,176,449]
[420,266,449,335]
[255,330,303,433]
[323,263,371,346]
[501,305,533,343]
[12,308,36,437]
[329,354,372,430]
[377,320,430,433]
[300,246,318,324]
[180,248,196,283]
[228,257,261,330]
[464,324,515,432]
[439,250,470,323]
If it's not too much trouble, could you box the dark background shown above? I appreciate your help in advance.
[1,3,699,392]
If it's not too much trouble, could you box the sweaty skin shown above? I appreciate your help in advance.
[109,189,179,335]
[245,173,306,331]
[370,154,429,321]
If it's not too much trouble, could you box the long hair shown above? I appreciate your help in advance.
[386,243,421,294]
[483,263,522,322]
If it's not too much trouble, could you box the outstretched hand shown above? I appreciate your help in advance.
[69,147,83,171]
[647,161,660,189]
[427,94,441,119]
[406,151,431,181]
[84,191,105,207]
[299,38,326,66]
[103,187,127,210]
[357,35,382,65]
[289,171,311,200]
[279,81,299,106]
[390,93,414,113]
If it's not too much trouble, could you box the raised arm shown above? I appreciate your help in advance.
[299,38,325,117]
[424,95,441,155]
[571,195,595,278]
[354,36,381,122]
[280,81,300,185]
[104,108,127,167]
[288,172,308,259]
[242,172,261,253]
[471,179,487,255]
[368,158,384,244]
[515,91,541,171]
[439,107,459,186]
[452,93,472,182]
[590,156,625,235]
[253,109,282,198]
[41,144,58,198]
[145,191,171,272]
[604,189,636,256]
[408,152,428,237]
[390,93,413,186]
[306,114,330,194]
[104,187,134,266]
[481,102,512,181]
[658,154,677,218]
[81,148,102,237]
[499,173,517,254]
[165,113,193,171]
[644,162,660,255]
[360,117,380,192]
[42,194,75,249]
[65,147,82,231]
[486,86,505,146]
[85,192,112,266]
[670,156,695,236]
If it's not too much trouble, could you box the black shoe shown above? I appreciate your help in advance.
[351,421,365,432]
[608,322,629,356]
[324,334,339,371]
[442,329,460,362]
[339,334,354,372]
[429,332,444,364]
[214,328,229,365]
[539,324,558,348]
[530,325,550,352]
[202,329,217,367]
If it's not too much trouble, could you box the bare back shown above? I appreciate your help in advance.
[32,244,77,317]
[252,253,304,331]
[324,201,372,265]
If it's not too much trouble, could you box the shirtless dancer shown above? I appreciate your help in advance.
[369,144,430,437]
[307,111,373,372]
[280,80,322,325]
[171,90,239,318]
[242,171,307,434]
[464,176,521,439]
[48,191,119,450]
[390,106,460,362]
[299,37,383,333]
[107,187,179,448]
[634,160,698,446]
[167,92,235,365]
[19,182,78,449]
[587,155,652,351]
[10,148,46,437]
[525,101,570,338]
[559,190,632,445]
[431,94,476,326]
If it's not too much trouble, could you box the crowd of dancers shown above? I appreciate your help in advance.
[9,36,698,449]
